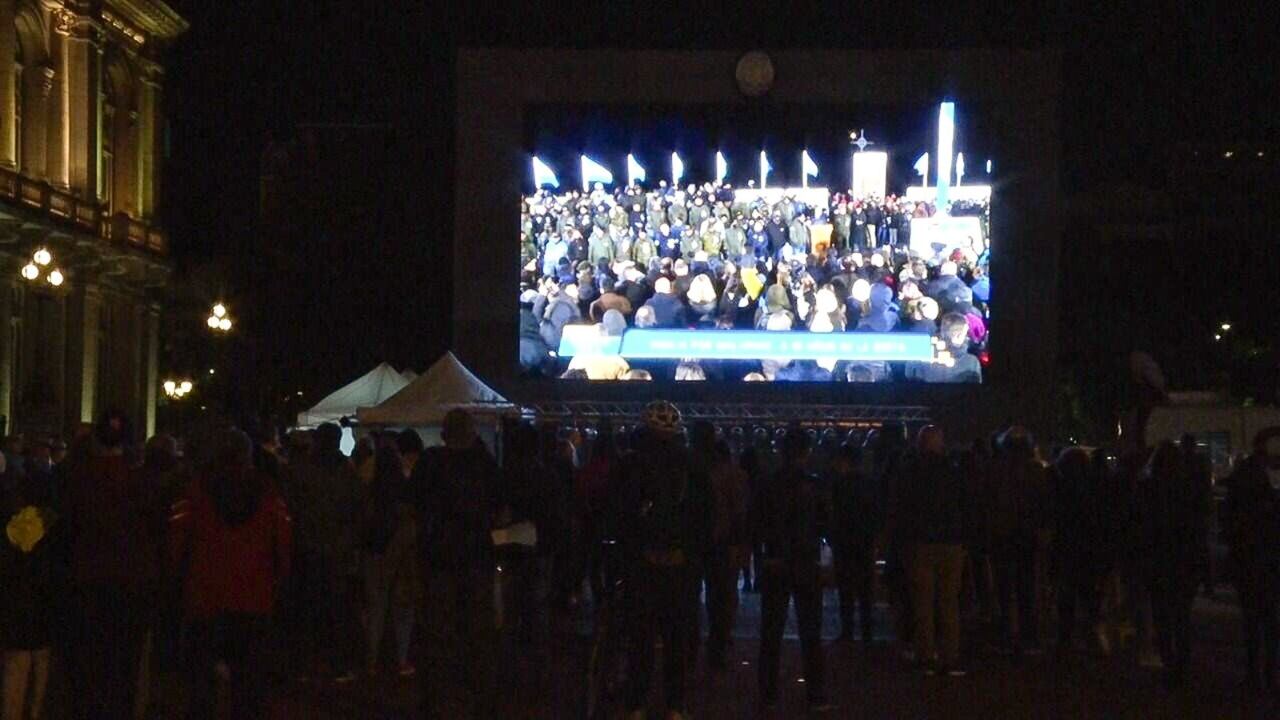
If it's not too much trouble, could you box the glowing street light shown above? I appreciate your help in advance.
[1220,322,1232,332]
[21,263,38,281]
[163,378,194,399]
[47,269,64,287]
[33,248,51,266]
[208,303,233,333]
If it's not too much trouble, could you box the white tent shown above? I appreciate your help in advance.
[357,351,512,427]
[400,368,419,383]
[296,362,411,428]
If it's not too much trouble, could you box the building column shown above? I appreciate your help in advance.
[144,303,158,438]
[0,276,13,428]
[45,25,69,191]
[20,65,52,180]
[65,281,99,425]
[62,12,100,201]
[136,68,160,219]
[0,0,18,171]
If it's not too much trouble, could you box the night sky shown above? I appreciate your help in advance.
[159,1,1279,426]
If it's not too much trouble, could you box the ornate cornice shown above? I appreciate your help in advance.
[105,0,189,43]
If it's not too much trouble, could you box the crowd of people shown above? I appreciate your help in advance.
[519,179,991,383]
[494,402,1278,717]
[0,404,1276,718]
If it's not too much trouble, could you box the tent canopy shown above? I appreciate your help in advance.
[357,351,511,427]
[296,362,411,428]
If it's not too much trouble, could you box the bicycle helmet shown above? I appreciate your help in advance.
[642,400,682,436]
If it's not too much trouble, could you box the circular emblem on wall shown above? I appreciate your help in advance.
[735,51,774,97]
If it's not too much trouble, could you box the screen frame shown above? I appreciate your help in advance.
[454,48,1062,435]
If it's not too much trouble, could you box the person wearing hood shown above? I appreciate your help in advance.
[519,290,553,374]
[927,261,971,315]
[539,282,582,352]
[856,283,899,333]
[642,277,688,328]
[170,428,291,720]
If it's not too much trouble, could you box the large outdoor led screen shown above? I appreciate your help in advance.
[518,102,992,384]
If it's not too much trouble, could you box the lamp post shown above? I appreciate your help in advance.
[206,302,233,333]
[19,247,66,287]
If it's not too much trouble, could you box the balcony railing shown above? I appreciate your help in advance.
[0,166,168,255]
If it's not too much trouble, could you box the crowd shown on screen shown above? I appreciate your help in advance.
[519,179,991,382]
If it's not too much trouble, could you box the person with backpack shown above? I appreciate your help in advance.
[615,401,710,720]
[752,428,832,712]
[169,429,291,720]
[360,445,417,678]
[1,450,57,720]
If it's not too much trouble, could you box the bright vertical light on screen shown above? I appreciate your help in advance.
[580,155,613,191]
[715,151,728,183]
[627,154,645,187]
[531,156,559,188]
[671,152,684,184]
[936,101,955,211]
[759,151,771,188]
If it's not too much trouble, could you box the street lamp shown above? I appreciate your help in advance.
[207,303,233,333]
[163,378,194,399]
[47,269,64,287]
[19,248,66,287]
[32,248,51,266]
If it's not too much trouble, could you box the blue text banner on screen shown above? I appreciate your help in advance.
[557,329,936,362]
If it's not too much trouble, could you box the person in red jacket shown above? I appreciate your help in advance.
[170,428,291,720]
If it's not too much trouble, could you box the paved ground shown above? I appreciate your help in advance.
[240,587,1276,719]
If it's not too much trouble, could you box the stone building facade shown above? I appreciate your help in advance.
[0,0,185,438]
